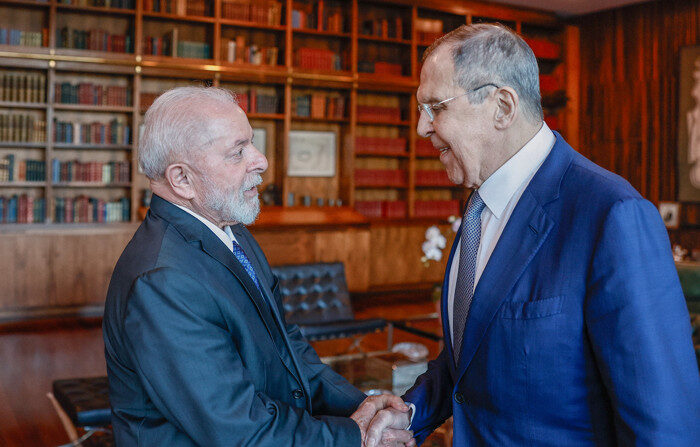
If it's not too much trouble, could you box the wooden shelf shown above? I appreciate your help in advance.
[357,119,410,126]
[0,101,47,110]
[247,113,284,120]
[355,184,409,189]
[52,143,132,150]
[292,28,351,39]
[292,116,349,123]
[0,142,46,148]
[53,48,136,62]
[141,54,215,66]
[0,181,45,187]
[53,104,133,113]
[358,35,411,45]
[142,11,216,24]
[0,0,50,8]
[219,18,286,31]
[52,182,131,188]
[56,4,135,16]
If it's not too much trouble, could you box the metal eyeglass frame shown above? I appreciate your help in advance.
[417,83,500,123]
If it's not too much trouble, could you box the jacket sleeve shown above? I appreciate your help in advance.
[401,347,454,445]
[586,198,700,446]
[123,267,361,447]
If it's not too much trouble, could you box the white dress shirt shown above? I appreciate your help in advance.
[447,123,555,341]
[174,204,239,252]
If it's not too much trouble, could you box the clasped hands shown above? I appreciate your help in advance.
[350,394,416,447]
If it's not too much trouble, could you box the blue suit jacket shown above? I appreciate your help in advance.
[404,134,700,446]
[103,195,365,446]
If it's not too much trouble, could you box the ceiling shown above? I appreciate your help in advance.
[489,0,656,17]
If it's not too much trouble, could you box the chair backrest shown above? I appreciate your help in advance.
[271,262,354,325]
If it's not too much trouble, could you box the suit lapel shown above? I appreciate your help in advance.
[453,133,573,381]
[441,223,461,380]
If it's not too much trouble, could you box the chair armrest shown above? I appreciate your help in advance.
[388,320,443,342]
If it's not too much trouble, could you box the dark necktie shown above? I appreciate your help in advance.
[231,240,261,291]
[452,191,486,364]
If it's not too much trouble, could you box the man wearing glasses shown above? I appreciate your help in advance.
[364,23,700,447]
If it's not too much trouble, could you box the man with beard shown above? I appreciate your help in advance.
[363,24,700,446]
[102,87,413,446]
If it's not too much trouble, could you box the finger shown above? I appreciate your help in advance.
[380,428,414,445]
[405,438,417,447]
[381,394,409,412]
[365,411,393,447]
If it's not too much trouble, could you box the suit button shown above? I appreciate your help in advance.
[292,389,304,399]
[454,392,464,404]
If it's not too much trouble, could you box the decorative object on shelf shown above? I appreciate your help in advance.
[288,130,336,177]
[673,244,689,262]
[421,216,461,312]
[261,183,280,206]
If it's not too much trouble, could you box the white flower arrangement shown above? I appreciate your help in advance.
[421,216,462,266]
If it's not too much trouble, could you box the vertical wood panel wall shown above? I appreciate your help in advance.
[576,0,700,247]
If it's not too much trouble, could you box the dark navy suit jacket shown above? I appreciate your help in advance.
[404,134,700,446]
[103,195,366,446]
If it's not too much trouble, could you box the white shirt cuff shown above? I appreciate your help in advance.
[407,402,416,429]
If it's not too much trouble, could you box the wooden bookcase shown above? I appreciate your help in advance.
[0,0,575,225]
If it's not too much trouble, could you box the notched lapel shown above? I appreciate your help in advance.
[456,190,554,379]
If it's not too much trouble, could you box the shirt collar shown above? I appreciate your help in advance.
[477,122,555,219]
[174,203,236,252]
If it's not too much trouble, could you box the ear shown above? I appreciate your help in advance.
[164,163,196,200]
[493,87,518,130]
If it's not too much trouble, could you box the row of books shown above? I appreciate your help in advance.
[221,0,283,25]
[291,3,345,33]
[0,28,47,48]
[51,159,130,184]
[355,200,406,219]
[0,72,46,104]
[360,17,405,40]
[358,61,404,76]
[57,0,135,8]
[55,82,132,107]
[221,37,279,65]
[0,195,46,224]
[539,74,561,94]
[414,200,460,218]
[355,137,407,156]
[53,118,131,145]
[0,156,45,182]
[145,29,211,58]
[53,196,131,223]
[354,169,407,187]
[293,93,345,120]
[56,27,133,53]
[236,88,280,115]
[144,0,209,16]
[415,170,452,187]
[295,48,343,72]
[416,139,436,157]
[0,114,46,143]
[357,105,402,122]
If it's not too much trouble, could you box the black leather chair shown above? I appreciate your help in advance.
[272,262,387,348]
[50,376,113,446]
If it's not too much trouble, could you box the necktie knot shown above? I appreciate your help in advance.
[465,190,486,220]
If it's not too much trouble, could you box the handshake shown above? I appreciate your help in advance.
[350,394,416,447]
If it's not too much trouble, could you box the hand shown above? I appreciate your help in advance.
[365,407,415,447]
[350,394,410,445]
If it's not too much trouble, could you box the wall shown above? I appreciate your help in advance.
[576,0,700,249]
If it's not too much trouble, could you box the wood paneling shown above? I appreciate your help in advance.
[576,0,700,247]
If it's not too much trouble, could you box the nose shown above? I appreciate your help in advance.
[248,144,268,174]
[417,110,434,138]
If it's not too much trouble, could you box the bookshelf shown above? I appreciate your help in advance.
[0,0,576,225]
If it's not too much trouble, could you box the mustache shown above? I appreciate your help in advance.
[242,174,263,190]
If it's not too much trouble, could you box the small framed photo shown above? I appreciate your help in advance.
[288,130,336,177]
[252,128,266,155]
[658,202,681,229]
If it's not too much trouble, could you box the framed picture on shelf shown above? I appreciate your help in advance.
[678,45,700,201]
[288,130,336,177]
[658,201,681,229]
[253,128,266,155]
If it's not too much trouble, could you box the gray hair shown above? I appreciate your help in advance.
[138,86,239,180]
[424,23,543,123]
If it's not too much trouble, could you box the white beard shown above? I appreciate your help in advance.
[202,174,262,225]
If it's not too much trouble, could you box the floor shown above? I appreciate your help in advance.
[0,301,443,447]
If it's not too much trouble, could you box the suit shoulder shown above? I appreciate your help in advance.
[564,151,644,205]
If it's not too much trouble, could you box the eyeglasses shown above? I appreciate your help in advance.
[417,83,500,123]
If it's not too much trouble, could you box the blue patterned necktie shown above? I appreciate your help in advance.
[452,191,486,364]
[231,240,261,291]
